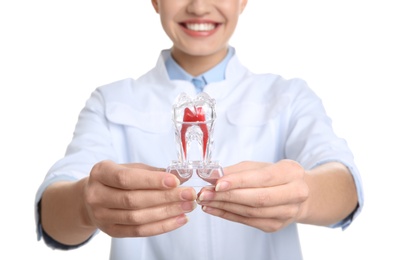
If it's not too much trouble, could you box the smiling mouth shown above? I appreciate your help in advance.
[181,23,218,32]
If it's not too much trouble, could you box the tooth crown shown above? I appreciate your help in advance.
[186,23,216,31]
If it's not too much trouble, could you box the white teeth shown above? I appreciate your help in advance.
[186,23,216,31]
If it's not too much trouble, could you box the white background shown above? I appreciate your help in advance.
[1,1,398,259]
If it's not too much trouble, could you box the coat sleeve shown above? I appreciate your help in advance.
[34,80,128,247]
[284,78,364,230]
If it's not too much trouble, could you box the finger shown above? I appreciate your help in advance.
[94,186,197,209]
[200,200,299,220]
[96,201,197,226]
[91,160,180,190]
[201,206,288,233]
[216,160,304,191]
[223,161,271,175]
[102,214,190,237]
[198,183,307,207]
[121,162,166,172]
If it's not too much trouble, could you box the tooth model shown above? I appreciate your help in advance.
[167,92,223,186]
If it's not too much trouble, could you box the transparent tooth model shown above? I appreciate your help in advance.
[166,92,223,186]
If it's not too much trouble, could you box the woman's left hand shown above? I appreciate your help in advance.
[197,159,309,232]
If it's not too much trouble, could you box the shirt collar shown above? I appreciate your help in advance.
[165,46,235,85]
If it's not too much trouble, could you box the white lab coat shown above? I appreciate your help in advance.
[35,49,363,260]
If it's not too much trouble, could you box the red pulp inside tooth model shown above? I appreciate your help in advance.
[181,107,209,159]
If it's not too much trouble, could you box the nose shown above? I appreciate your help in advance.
[187,0,211,16]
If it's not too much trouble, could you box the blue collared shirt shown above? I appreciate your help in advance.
[165,47,234,93]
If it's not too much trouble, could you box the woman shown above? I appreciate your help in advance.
[36,1,363,259]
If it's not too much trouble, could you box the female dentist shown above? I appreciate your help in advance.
[35,0,363,259]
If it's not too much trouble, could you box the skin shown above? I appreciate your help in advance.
[197,160,357,232]
[41,0,358,246]
[41,162,198,244]
[152,0,247,76]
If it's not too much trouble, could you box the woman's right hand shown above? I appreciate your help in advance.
[83,160,197,237]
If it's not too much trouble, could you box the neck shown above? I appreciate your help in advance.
[171,47,229,77]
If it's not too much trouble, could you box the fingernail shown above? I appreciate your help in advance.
[176,214,189,225]
[198,190,213,201]
[202,206,214,213]
[215,181,229,192]
[163,175,180,188]
[181,189,196,200]
[181,201,197,212]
